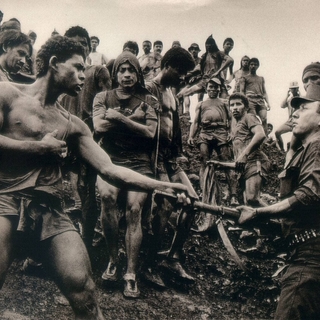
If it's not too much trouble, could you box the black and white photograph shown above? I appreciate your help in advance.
[0,0,319,319]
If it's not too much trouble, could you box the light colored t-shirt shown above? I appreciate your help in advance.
[87,51,108,66]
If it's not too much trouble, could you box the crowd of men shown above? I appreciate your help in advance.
[1,9,320,320]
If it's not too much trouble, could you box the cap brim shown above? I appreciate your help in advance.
[290,96,315,109]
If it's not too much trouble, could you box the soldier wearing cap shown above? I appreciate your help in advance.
[189,78,239,227]
[302,62,320,90]
[238,83,320,319]
[275,81,300,151]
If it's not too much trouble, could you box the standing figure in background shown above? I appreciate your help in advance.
[60,26,111,247]
[152,40,163,78]
[139,40,155,81]
[86,36,108,67]
[145,47,198,285]
[240,57,271,134]
[229,55,250,93]
[275,81,300,151]
[183,43,202,117]
[93,51,159,298]
[220,37,234,97]
[229,93,269,207]
[177,35,233,101]
[188,77,238,202]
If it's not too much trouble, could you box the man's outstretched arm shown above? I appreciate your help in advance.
[74,117,198,198]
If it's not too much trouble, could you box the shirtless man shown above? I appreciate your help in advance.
[86,36,108,67]
[229,93,270,206]
[228,55,250,93]
[60,26,111,246]
[0,35,191,319]
[177,35,233,100]
[275,81,300,151]
[188,77,238,206]
[240,57,271,134]
[145,47,197,283]
[183,43,202,116]
[220,37,234,97]
[93,51,159,298]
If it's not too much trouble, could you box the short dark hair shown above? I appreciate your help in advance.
[161,47,195,73]
[123,40,139,56]
[143,40,151,45]
[229,93,249,110]
[90,36,99,44]
[0,30,32,56]
[9,17,20,25]
[249,57,260,67]
[223,38,234,45]
[64,26,91,52]
[154,40,163,47]
[36,35,86,78]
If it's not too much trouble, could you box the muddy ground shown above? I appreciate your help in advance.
[0,116,286,320]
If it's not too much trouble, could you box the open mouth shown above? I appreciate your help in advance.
[75,84,84,92]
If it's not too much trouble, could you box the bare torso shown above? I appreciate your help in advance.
[158,86,176,145]
[0,83,77,173]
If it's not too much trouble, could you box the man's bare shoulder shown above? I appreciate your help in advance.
[55,102,91,138]
[0,82,28,104]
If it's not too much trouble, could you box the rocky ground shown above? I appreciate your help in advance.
[0,116,287,320]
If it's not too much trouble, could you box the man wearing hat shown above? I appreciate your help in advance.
[302,62,320,90]
[275,81,300,151]
[188,77,238,222]
[285,62,320,165]
[237,83,320,319]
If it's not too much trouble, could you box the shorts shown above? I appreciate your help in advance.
[0,192,76,241]
[112,158,153,176]
[240,159,270,183]
[198,131,229,147]
[247,96,267,115]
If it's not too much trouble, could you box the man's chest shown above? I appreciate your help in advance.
[6,101,69,140]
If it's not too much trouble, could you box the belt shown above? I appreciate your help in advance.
[287,229,320,248]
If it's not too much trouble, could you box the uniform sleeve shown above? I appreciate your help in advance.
[294,141,320,205]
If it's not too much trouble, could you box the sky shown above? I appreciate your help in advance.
[1,0,320,143]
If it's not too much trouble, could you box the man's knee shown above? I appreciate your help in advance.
[99,188,117,207]
[126,203,142,225]
[67,275,101,318]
